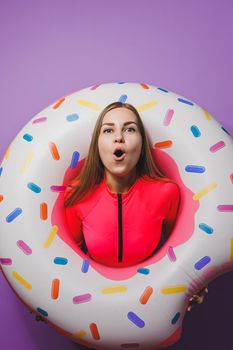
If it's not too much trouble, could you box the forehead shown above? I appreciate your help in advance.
[102,107,138,124]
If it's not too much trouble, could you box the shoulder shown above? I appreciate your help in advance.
[140,177,180,198]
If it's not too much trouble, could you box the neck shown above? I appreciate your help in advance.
[105,170,137,194]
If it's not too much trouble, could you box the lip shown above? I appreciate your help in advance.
[113,153,126,161]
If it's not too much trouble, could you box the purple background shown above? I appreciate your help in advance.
[1,0,233,349]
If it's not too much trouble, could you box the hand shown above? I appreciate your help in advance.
[187,286,208,312]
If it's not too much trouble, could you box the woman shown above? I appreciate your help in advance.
[64,101,180,268]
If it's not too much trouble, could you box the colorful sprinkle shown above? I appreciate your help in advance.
[23,133,33,142]
[51,279,60,299]
[27,182,41,193]
[157,87,168,93]
[70,151,80,169]
[53,98,65,109]
[193,182,217,200]
[161,285,187,294]
[32,117,47,124]
[154,140,173,149]
[20,151,34,174]
[194,256,211,270]
[121,343,140,348]
[50,185,66,192]
[81,259,90,273]
[91,84,101,90]
[49,142,60,160]
[230,238,233,261]
[3,145,11,160]
[73,293,92,304]
[199,223,213,234]
[102,286,127,294]
[171,312,181,325]
[230,174,233,183]
[89,323,100,340]
[77,99,100,111]
[163,109,174,126]
[221,126,230,135]
[140,83,149,89]
[12,271,32,290]
[17,240,32,255]
[167,246,176,262]
[210,141,225,153]
[190,125,201,137]
[137,101,157,112]
[0,195,3,202]
[137,267,150,275]
[40,203,48,220]
[6,208,23,223]
[217,205,233,212]
[66,113,79,122]
[0,167,3,176]
[54,257,68,265]
[127,312,145,328]
[0,258,12,265]
[177,98,194,106]
[74,330,87,338]
[185,165,206,173]
[139,286,153,305]
[37,307,48,317]
[119,94,128,103]
[43,225,58,248]
[203,110,212,120]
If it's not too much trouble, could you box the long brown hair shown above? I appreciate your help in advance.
[64,101,169,207]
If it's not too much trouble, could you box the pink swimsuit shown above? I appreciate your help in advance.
[65,176,180,267]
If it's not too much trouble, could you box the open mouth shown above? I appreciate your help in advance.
[113,149,125,160]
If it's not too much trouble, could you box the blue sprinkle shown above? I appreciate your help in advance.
[0,167,3,177]
[23,133,33,142]
[171,312,181,325]
[6,208,23,223]
[137,268,150,275]
[157,87,169,93]
[37,307,48,317]
[185,165,206,173]
[81,259,90,273]
[27,182,41,193]
[66,114,79,122]
[190,125,201,137]
[127,312,145,328]
[54,257,68,265]
[70,151,80,169]
[177,98,194,106]
[221,126,230,135]
[119,95,128,103]
[199,223,214,234]
[117,82,125,84]
[194,256,211,270]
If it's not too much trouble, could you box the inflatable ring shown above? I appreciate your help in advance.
[0,82,232,350]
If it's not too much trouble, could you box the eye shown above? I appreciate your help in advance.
[103,128,113,134]
[125,127,136,133]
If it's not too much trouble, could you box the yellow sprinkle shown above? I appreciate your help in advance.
[73,330,87,338]
[193,182,217,200]
[230,238,233,261]
[77,99,100,111]
[203,109,212,120]
[4,145,11,160]
[101,286,127,294]
[12,271,32,290]
[161,285,187,294]
[43,225,58,248]
[20,151,34,174]
[137,101,157,112]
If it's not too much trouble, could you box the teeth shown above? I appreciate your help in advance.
[115,150,124,158]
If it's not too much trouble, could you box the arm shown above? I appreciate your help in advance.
[162,183,180,241]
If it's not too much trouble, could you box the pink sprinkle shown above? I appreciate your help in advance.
[50,185,66,192]
[73,293,92,304]
[163,109,174,126]
[210,141,225,153]
[167,246,176,262]
[32,117,47,124]
[17,240,32,255]
[0,258,12,265]
[90,84,101,90]
[217,205,233,212]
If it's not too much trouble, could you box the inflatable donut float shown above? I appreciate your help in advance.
[0,82,232,350]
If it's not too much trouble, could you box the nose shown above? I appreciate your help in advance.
[114,131,124,143]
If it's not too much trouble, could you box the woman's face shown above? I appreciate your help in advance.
[98,107,142,178]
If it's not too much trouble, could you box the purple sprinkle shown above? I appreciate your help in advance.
[17,240,32,255]
[50,185,66,192]
[32,117,47,124]
[167,246,176,262]
[81,259,90,273]
[0,258,12,265]
[73,293,92,304]
[217,205,233,212]
[210,141,225,153]
[127,312,145,328]
[194,256,211,270]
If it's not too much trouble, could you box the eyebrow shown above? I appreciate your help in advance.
[101,121,138,127]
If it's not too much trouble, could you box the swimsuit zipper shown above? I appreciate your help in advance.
[117,193,123,262]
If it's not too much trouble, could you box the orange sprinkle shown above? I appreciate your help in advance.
[154,140,173,149]
[140,83,149,89]
[0,195,3,202]
[89,323,100,340]
[40,203,48,220]
[53,98,65,109]
[139,286,154,305]
[230,174,233,184]
[49,142,60,160]
[51,279,60,299]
